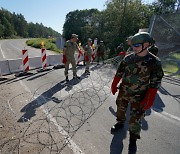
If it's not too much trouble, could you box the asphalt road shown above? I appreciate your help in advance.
[0,39,57,60]
[0,39,180,154]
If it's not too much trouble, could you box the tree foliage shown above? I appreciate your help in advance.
[0,8,60,38]
[102,0,154,55]
[62,0,179,57]
[63,9,100,42]
[63,0,155,57]
[152,0,178,14]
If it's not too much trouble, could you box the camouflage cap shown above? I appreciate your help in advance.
[71,34,78,39]
[131,32,154,44]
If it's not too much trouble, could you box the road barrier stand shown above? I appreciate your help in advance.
[77,47,84,66]
[22,49,30,72]
[15,49,33,77]
[38,48,51,72]
[41,48,47,69]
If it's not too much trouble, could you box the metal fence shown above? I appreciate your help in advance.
[149,12,180,57]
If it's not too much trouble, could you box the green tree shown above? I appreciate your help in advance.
[0,8,60,38]
[0,8,15,37]
[102,0,153,57]
[63,9,99,43]
[152,0,177,14]
[1,16,14,37]
[0,23,4,37]
[12,13,28,37]
[62,0,154,57]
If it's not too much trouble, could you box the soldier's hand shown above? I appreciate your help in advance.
[62,55,67,64]
[140,88,157,110]
[111,76,121,95]
[111,86,118,95]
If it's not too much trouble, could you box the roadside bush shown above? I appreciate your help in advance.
[161,51,180,76]
[26,38,62,53]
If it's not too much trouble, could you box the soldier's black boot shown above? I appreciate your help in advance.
[128,138,137,154]
[66,76,69,82]
[111,122,124,133]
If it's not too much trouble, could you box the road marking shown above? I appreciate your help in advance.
[0,43,6,58]
[19,80,84,154]
[153,107,180,123]
[9,41,21,50]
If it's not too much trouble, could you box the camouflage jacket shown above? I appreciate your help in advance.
[64,40,78,59]
[115,52,164,96]
[84,44,93,56]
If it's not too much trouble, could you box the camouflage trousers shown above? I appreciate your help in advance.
[116,94,145,139]
[64,58,77,77]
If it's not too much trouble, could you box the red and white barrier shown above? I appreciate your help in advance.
[91,38,98,62]
[77,48,84,65]
[41,48,47,69]
[91,52,96,62]
[22,49,29,72]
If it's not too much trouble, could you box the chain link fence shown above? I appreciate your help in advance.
[149,12,180,58]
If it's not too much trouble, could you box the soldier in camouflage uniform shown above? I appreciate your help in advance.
[63,34,80,81]
[126,36,133,54]
[97,40,106,64]
[111,32,164,152]
[84,38,93,74]
[148,39,159,56]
